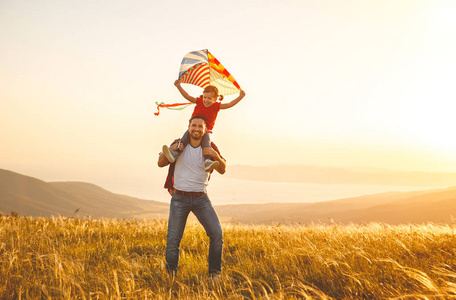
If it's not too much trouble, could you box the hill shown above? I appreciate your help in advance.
[216,187,456,224]
[2,168,456,224]
[0,169,168,218]
[226,164,456,186]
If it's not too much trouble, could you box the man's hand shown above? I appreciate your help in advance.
[203,147,226,174]
[158,142,179,168]
[169,143,179,151]
[202,147,218,159]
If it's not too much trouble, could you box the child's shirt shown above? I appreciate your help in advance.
[191,96,221,132]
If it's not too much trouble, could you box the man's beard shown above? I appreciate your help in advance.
[190,130,203,140]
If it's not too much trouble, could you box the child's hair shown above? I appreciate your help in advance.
[202,85,224,101]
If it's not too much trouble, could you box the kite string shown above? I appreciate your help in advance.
[154,101,194,116]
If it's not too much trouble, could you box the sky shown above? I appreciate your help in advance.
[2,0,456,202]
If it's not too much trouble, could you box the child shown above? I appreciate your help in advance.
[162,80,246,172]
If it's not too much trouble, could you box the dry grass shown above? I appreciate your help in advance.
[1,214,456,299]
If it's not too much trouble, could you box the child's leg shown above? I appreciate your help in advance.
[162,143,180,163]
[179,130,190,151]
[202,133,219,172]
[162,131,188,163]
[202,133,212,161]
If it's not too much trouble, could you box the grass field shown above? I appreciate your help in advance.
[1,214,456,299]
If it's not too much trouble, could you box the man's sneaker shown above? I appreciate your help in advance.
[204,159,219,172]
[162,145,179,163]
[210,273,221,283]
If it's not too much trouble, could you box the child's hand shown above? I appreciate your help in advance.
[174,80,181,87]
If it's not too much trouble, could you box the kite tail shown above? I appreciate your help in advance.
[154,102,194,116]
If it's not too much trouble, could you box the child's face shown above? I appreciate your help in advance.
[202,92,217,107]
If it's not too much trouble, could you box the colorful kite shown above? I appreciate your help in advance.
[155,49,241,115]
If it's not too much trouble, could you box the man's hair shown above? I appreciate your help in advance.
[189,115,207,125]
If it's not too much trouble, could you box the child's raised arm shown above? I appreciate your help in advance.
[220,90,246,110]
[174,80,197,103]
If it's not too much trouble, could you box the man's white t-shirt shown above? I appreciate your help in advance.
[173,145,209,192]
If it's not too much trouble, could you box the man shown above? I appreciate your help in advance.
[157,115,226,277]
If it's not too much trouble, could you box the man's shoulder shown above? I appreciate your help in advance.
[210,141,223,157]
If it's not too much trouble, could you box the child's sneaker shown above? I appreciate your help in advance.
[204,159,219,172]
[162,145,179,163]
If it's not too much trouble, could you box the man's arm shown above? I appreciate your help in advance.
[157,152,170,168]
[203,147,226,174]
[157,142,179,167]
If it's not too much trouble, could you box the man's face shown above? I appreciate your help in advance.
[188,118,206,140]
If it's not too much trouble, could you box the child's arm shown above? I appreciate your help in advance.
[220,90,246,109]
[174,80,197,103]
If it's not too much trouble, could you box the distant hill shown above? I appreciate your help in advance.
[225,164,456,186]
[0,169,169,219]
[2,168,456,225]
[216,187,456,225]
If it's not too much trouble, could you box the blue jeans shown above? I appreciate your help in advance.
[165,192,223,275]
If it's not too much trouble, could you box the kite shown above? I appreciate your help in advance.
[155,49,241,116]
